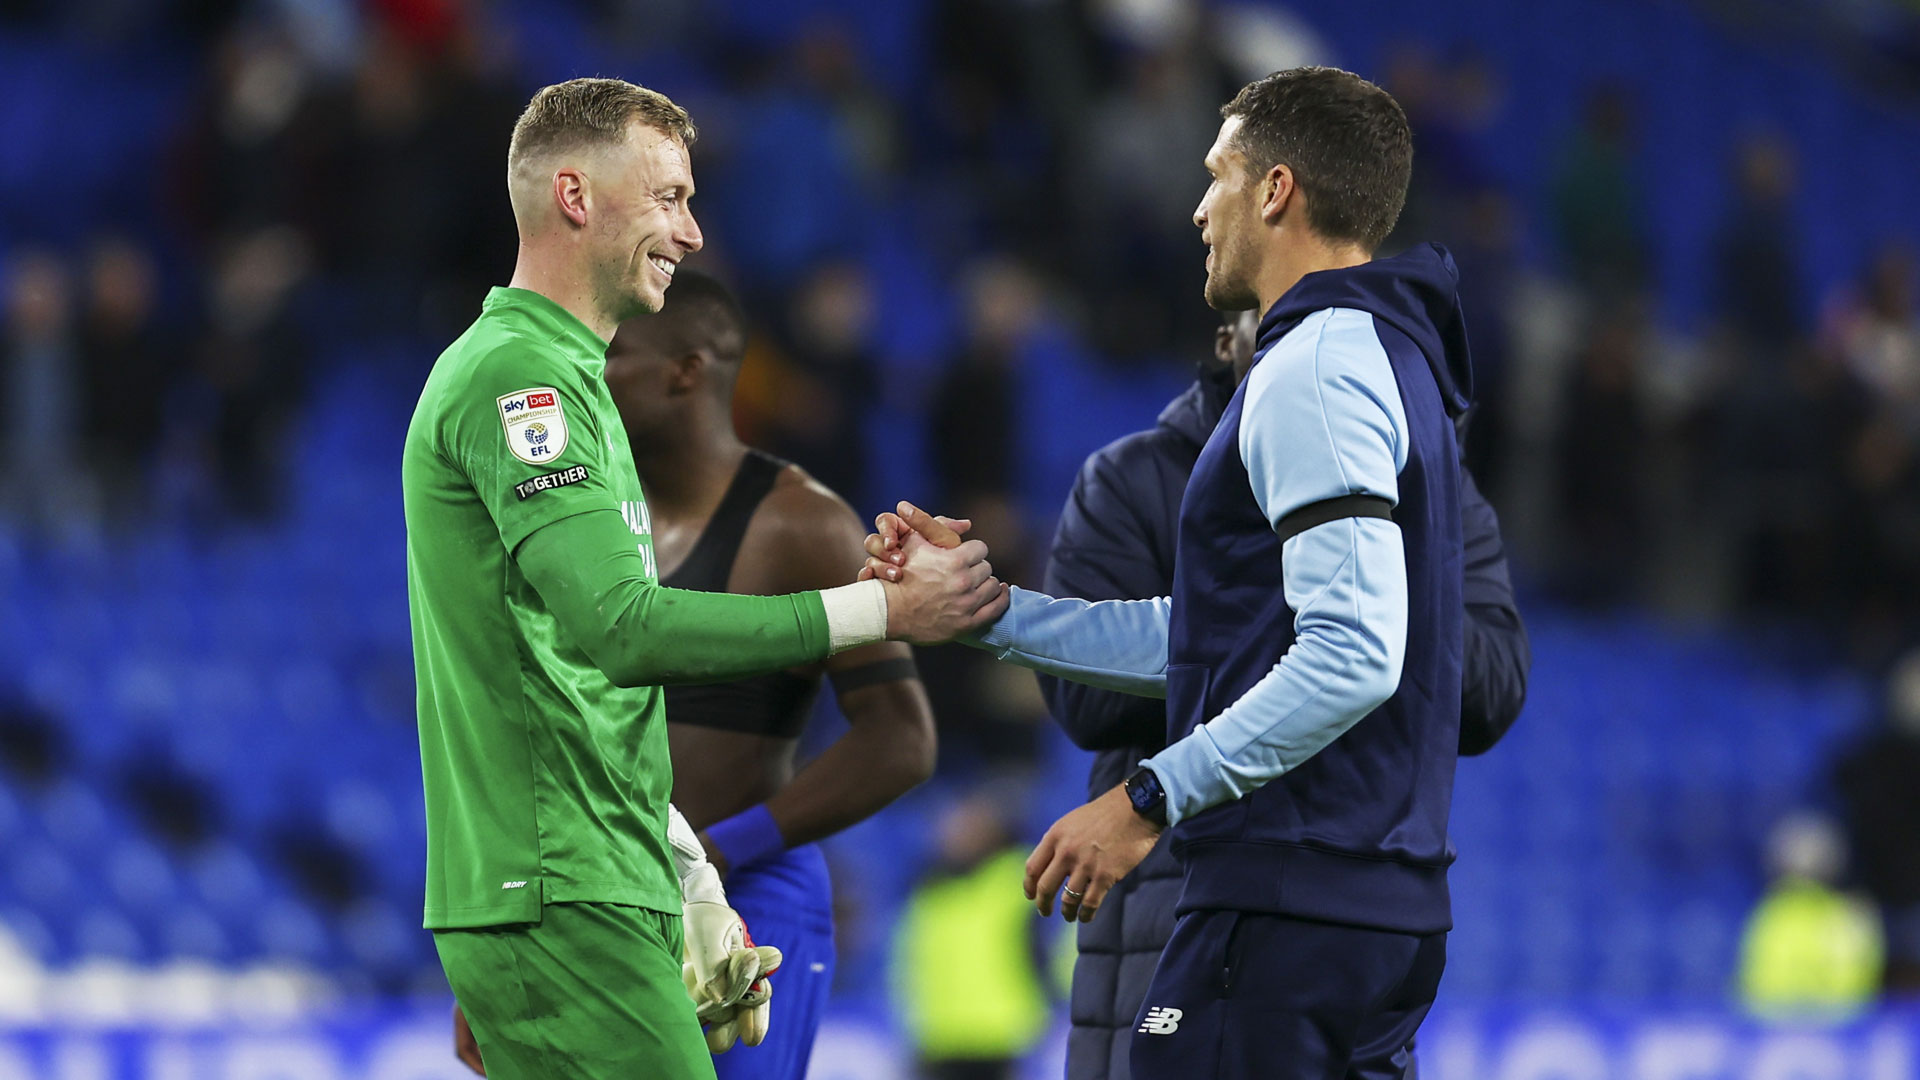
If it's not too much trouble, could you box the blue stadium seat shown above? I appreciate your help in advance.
[186,842,269,918]
[162,905,232,962]
[106,840,180,911]
[252,897,334,967]
[73,906,147,962]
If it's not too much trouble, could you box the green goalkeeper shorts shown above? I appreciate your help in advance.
[434,902,716,1080]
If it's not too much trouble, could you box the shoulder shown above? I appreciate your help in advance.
[449,330,583,397]
[1257,308,1389,386]
[1075,427,1191,503]
[1245,307,1404,433]
[1090,426,1187,474]
[1240,307,1408,506]
[732,463,869,594]
[756,464,865,542]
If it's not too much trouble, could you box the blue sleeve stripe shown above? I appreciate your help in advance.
[970,586,1169,698]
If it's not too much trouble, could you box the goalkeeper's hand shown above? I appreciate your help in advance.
[680,868,782,1021]
[669,803,781,1052]
[682,950,775,1053]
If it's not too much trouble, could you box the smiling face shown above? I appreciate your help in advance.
[591,124,703,321]
[1193,116,1264,312]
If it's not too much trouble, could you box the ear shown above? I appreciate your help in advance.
[667,350,705,395]
[553,167,589,228]
[1258,163,1296,226]
[1213,324,1235,365]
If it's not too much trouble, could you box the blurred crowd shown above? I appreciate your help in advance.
[1534,100,1920,666]
[2,2,1917,656]
[2,0,1920,1025]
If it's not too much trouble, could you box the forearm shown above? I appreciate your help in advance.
[965,587,1170,697]
[758,681,937,851]
[1457,472,1529,755]
[1146,519,1406,825]
[518,510,883,686]
[1459,601,1530,756]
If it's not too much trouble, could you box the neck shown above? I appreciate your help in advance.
[1253,235,1372,319]
[630,409,746,515]
[508,242,617,342]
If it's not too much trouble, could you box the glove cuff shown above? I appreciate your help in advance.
[706,804,787,873]
[680,863,727,907]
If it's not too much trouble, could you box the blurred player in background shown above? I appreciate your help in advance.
[1039,307,1529,1080]
[405,77,1007,1080]
[616,268,937,1078]
[868,66,1473,1078]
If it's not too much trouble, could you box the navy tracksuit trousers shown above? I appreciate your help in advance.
[1128,911,1447,1080]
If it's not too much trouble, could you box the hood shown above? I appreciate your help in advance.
[1257,243,1473,418]
[1156,357,1241,448]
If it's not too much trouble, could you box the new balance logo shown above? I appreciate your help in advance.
[1138,1007,1183,1035]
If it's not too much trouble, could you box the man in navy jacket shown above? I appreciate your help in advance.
[1041,307,1529,1080]
[867,66,1489,1078]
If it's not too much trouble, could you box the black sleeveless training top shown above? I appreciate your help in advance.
[662,449,821,739]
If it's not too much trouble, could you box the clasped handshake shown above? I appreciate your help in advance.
[859,501,1010,644]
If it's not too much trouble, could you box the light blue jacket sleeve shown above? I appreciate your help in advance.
[1145,308,1412,826]
[969,587,1169,698]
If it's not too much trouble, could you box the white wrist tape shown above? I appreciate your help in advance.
[819,580,888,654]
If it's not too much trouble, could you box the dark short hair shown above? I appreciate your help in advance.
[616,268,747,364]
[1221,67,1413,252]
[509,77,696,169]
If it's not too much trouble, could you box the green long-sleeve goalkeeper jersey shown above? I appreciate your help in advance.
[403,287,832,928]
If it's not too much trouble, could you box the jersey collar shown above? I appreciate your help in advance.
[484,287,608,366]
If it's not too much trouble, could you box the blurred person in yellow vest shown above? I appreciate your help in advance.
[1738,811,1884,1018]
[893,789,1053,1080]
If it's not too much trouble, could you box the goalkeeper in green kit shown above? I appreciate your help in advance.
[402,77,1009,1079]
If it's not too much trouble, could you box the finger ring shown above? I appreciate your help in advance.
[1062,887,1084,900]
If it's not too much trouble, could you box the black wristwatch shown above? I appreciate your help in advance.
[1124,766,1169,829]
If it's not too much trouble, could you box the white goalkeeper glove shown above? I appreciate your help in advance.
[668,804,781,1051]
[683,960,774,1052]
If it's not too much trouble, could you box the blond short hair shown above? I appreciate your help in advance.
[508,77,696,168]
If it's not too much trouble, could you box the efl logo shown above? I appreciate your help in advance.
[1138,1006,1182,1035]
[497,386,569,465]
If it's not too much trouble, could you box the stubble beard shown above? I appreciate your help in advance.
[1203,246,1260,313]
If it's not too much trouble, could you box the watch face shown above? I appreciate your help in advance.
[1127,769,1167,827]
[1128,769,1162,809]
[1129,782,1152,811]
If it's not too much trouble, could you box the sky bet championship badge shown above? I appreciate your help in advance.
[497,387,569,465]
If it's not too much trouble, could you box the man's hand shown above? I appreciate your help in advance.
[869,503,1007,644]
[858,503,969,582]
[451,1002,485,1075]
[1025,783,1162,922]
